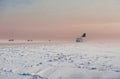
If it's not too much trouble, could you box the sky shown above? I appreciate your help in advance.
[0,0,120,41]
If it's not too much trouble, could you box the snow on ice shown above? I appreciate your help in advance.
[0,42,120,79]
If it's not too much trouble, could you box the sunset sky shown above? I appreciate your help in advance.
[0,0,120,41]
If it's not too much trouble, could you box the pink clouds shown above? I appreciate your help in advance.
[0,0,120,41]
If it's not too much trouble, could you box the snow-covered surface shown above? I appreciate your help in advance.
[0,41,120,79]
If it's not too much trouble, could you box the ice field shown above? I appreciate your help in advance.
[0,41,120,79]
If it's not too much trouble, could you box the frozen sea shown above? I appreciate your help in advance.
[0,41,120,79]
